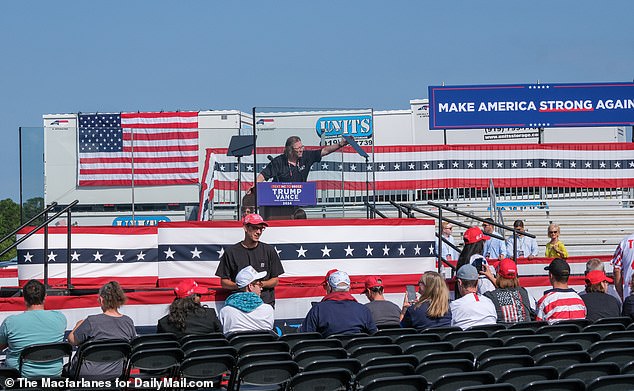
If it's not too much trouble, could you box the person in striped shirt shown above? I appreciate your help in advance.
[536,258,586,324]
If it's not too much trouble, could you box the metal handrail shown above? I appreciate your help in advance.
[0,202,57,246]
[1,200,79,289]
[364,202,387,219]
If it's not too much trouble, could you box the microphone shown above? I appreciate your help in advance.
[267,155,273,161]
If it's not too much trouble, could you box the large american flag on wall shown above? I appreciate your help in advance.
[78,112,199,186]
[206,143,634,198]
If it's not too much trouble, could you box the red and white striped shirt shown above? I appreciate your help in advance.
[536,288,586,324]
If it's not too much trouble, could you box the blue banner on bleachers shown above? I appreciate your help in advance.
[428,82,634,129]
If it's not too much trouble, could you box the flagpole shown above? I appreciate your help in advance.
[131,122,135,224]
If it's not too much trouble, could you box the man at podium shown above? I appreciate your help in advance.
[256,135,348,183]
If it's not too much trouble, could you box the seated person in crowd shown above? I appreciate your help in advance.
[401,271,452,330]
[364,276,401,327]
[579,258,622,303]
[505,220,538,260]
[300,270,377,337]
[455,226,490,299]
[450,265,497,330]
[157,279,221,338]
[622,279,634,320]
[68,281,136,380]
[484,258,535,324]
[482,218,507,261]
[581,270,621,322]
[0,280,67,377]
[536,258,586,324]
[470,255,496,296]
[219,266,274,335]
[545,223,568,259]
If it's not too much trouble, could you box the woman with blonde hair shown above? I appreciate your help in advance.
[400,271,452,330]
[545,223,568,259]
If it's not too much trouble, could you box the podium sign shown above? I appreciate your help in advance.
[257,182,317,206]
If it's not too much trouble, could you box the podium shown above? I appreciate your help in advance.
[257,182,317,220]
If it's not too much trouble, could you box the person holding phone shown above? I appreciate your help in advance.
[400,272,452,330]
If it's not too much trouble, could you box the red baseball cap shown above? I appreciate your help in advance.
[463,227,491,244]
[322,269,339,285]
[243,213,268,226]
[174,279,207,298]
[364,276,383,290]
[498,258,518,279]
[585,270,613,285]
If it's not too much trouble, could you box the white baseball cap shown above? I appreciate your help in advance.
[328,270,351,289]
[236,266,267,289]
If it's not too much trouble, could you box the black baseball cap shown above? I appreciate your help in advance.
[544,258,570,277]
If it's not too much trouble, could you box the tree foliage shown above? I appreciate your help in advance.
[0,198,20,261]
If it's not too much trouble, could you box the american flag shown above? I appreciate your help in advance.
[78,112,199,187]
[206,143,634,199]
[488,289,525,323]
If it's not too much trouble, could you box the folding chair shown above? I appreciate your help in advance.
[180,338,229,356]
[238,341,289,357]
[286,368,351,391]
[178,354,235,388]
[530,342,583,361]
[534,351,591,372]
[179,333,225,345]
[623,360,634,374]
[402,341,453,362]
[303,358,361,375]
[348,344,402,366]
[491,328,535,342]
[456,384,515,391]
[70,340,131,381]
[432,371,496,391]
[228,352,292,390]
[454,337,504,357]
[476,346,530,363]
[477,354,534,379]
[588,339,634,358]
[278,332,322,350]
[419,350,474,364]
[354,363,415,389]
[373,327,417,341]
[593,316,632,327]
[232,360,298,391]
[420,325,461,336]
[394,333,441,350]
[497,366,559,391]
[290,339,342,356]
[535,323,581,339]
[520,379,586,391]
[362,375,427,391]
[229,332,278,350]
[582,323,626,337]
[18,342,73,378]
[293,348,347,370]
[556,319,592,328]
[415,359,473,384]
[602,330,634,342]
[363,354,418,369]
[593,347,634,369]
[185,345,237,359]
[343,336,392,352]
[553,332,601,350]
[587,374,634,391]
[130,340,180,354]
[130,333,177,349]
[559,362,620,385]
[326,333,369,345]
[505,334,552,350]
[466,323,507,335]
[124,347,183,382]
[442,330,489,345]
[507,321,547,330]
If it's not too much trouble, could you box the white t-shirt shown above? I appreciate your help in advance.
[450,292,498,330]
[219,304,275,335]
[611,233,634,298]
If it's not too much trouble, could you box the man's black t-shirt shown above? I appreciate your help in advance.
[215,241,284,305]
[260,149,322,182]
[581,292,621,322]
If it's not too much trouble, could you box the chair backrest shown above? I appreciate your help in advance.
[292,348,348,369]
[415,359,473,384]
[530,342,583,361]
[582,323,626,337]
[179,332,225,345]
[124,347,183,379]
[466,323,507,335]
[497,366,559,390]
[593,347,634,368]
[185,345,237,359]
[180,338,229,355]
[507,321,547,330]
[229,333,278,350]
[355,363,415,388]
[555,319,592,328]
[419,350,474,364]
[443,330,489,345]
[290,338,342,356]
[403,341,453,361]
[131,340,180,353]
[344,336,393,351]
[432,371,496,391]
[362,374,428,391]
[456,384,515,391]
[534,351,591,372]
[286,368,351,391]
[602,330,634,341]
[476,346,531,363]
[535,323,581,338]
[587,374,634,391]
[238,341,289,357]
[553,332,601,350]
[394,333,441,350]
[278,332,322,349]
[593,316,632,326]
[326,333,369,344]
[491,328,536,341]
[560,362,621,385]
[623,360,634,375]
[0,368,20,384]
[18,342,73,378]
[454,338,504,356]
[348,344,402,366]
[179,354,235,381]
[363,354,419,369]
[236,360,298,390]
[421,326,462,336]
[521,379,586,391]
[477,355,534,379]
[130,333,177,349]
[505,334,552,350]
[373,327,418,341]
[71,340,131,381]
[303,358,361,375]
[588,340,634,357]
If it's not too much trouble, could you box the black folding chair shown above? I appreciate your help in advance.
[530,342,583,361]
[348,344,402,366]
[363,354,418,369]
[520,379,586,391]
[228,352,292,391]
[583,323,626,338]
[560,362,621,385]
[419,350,474,364]
[373,327,418,341]
[466,323,507,335]
[394,333,441,350]
[602,330,634,342]
[180,338,229,355]
[362,374,427,391]
[587,374,634,391]
[178,354,234,389]
[507,321,547,330]
[534,351,591,372]
[238,341,289,357]
[354,363,415,389]
[130,333,177,349]
[302,358,361,375]
[228,332,278,350]
[491,328,535,342]
[505,334,552,350]
[18,342,73,378]
[70,340,131,381]
[442,330,489,345]
[456,384,515,391]
[553,332,601,350]
[497,366,559,391]
[123,347,183,382]
[432,371,496,391]
[343,336,392,352]
[420,326,461,336]
[286,368,351,391]
[290,339,342,356]
[477,354,534,379]
[476,346,531,363]
[415,359,473,384]
[179,333,225,345]
[593,347,634,369]
[292,348,347,370]
[233,360,298,391]
[402,341,453,362]
[278,332,322,350]
[454,337,504,357]
[535,323,581,338]
[185,345,237,359]
[588,340,634,358]
[593,316,632,327]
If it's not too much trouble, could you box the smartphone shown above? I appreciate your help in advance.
[406,285,417,303]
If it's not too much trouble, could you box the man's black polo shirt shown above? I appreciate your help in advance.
[260,149,322,182]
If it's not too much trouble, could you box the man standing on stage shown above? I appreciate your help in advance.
[215,213,284,306]
[256,135,348,183]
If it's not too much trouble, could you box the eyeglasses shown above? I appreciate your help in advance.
[247,225,266,232]
[482,224,490,227]
[548,231,558,234]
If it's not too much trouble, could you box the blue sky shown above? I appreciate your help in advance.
[1,1,633,202]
